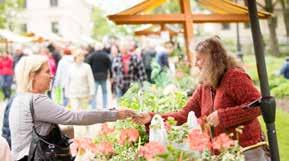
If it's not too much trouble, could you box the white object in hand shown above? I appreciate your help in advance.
[149,114,168,146]
[187,111,201,130]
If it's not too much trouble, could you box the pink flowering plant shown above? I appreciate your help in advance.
[71,84,245,161]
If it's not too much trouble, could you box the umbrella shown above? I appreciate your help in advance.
[246,0,280,160]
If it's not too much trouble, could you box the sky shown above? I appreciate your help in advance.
[86,0,144,15]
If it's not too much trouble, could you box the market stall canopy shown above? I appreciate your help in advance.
[108,0,271,64]
[31,32,67,42]
[134,24,180,37]
[24,32,47,43]
[0,29,33,43]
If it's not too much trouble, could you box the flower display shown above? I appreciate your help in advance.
[72,84,244,161]
[187,129,211,151]
[138,141,166,160]
[212,133,235,150]
[70,137,97,156]
[94,142,114,155]
[99,123,115,135]
[119,128,140,145]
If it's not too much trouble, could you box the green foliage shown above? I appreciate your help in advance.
[167,123,189,144]
[244,55,289,98]
[91,7,139,39]
[272,83,289,98]
[0,0,25,29]
[119,82,188,113]
[91,7,113,39]
[0,90,3,101]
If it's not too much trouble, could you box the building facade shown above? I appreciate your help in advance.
[17,0,93,41]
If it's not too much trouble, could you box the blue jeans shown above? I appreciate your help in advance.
[2,75,13,99]
[0,75,3,88]
[91,79,108,109]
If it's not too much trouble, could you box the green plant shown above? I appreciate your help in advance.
[119,82,188,113]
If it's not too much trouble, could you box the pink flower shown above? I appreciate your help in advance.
[119,128,140,145]
[70,141,78,156]
[99,123,115,135]
[94,142,114,155]
[187,129,211,151]
[212,133,235,150]
[139,141,166,160]
[70,137,97,154]
[176,71,184,79]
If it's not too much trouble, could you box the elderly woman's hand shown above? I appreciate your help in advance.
[117,109,137,120]
[132,112,152,125]
[207,110,219,127]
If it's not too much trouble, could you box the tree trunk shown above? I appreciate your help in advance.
[280,0,289,38]
[265,0,280,56]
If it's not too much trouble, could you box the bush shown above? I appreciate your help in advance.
[271,83,289,98]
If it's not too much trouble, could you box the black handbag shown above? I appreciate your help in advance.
[28,97,74,161]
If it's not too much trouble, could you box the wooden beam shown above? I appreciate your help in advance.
[108,14,185,24]
[135,30,178,36]
[180,0,193,65]
[108,13,268,25]
[191,14,252,23]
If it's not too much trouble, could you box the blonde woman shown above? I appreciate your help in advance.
[9,55,135,161]
[65,49,95,111]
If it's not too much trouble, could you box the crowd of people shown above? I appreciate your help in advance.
[0,36,177,108]
[0,35,277,161]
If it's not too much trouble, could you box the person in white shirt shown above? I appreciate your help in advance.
[0,136,13,161]
[53,48,74,106]
[65,48,95,111]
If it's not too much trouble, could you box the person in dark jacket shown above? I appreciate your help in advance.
[279,57,289,79]
[141,46,156,83]
[47,43,61,68]
[13,47,26,69]
[86,43,112,109]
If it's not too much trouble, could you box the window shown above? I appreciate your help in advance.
[50,0,58,7]
[221,23,230,30]
[51,21,59,34]
[20,23,27,33]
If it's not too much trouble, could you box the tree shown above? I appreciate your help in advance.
[256,0,280,56]
[265,0,280,56]
[0,0,25,29]
[280,0,289,37]
[91,7,137,39]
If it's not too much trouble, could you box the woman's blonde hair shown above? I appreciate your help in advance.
[15,55,48,93]
[194,36,242,88]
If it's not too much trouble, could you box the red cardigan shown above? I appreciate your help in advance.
[159,68,262,147]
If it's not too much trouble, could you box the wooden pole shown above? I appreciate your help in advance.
[180,0,193,66]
